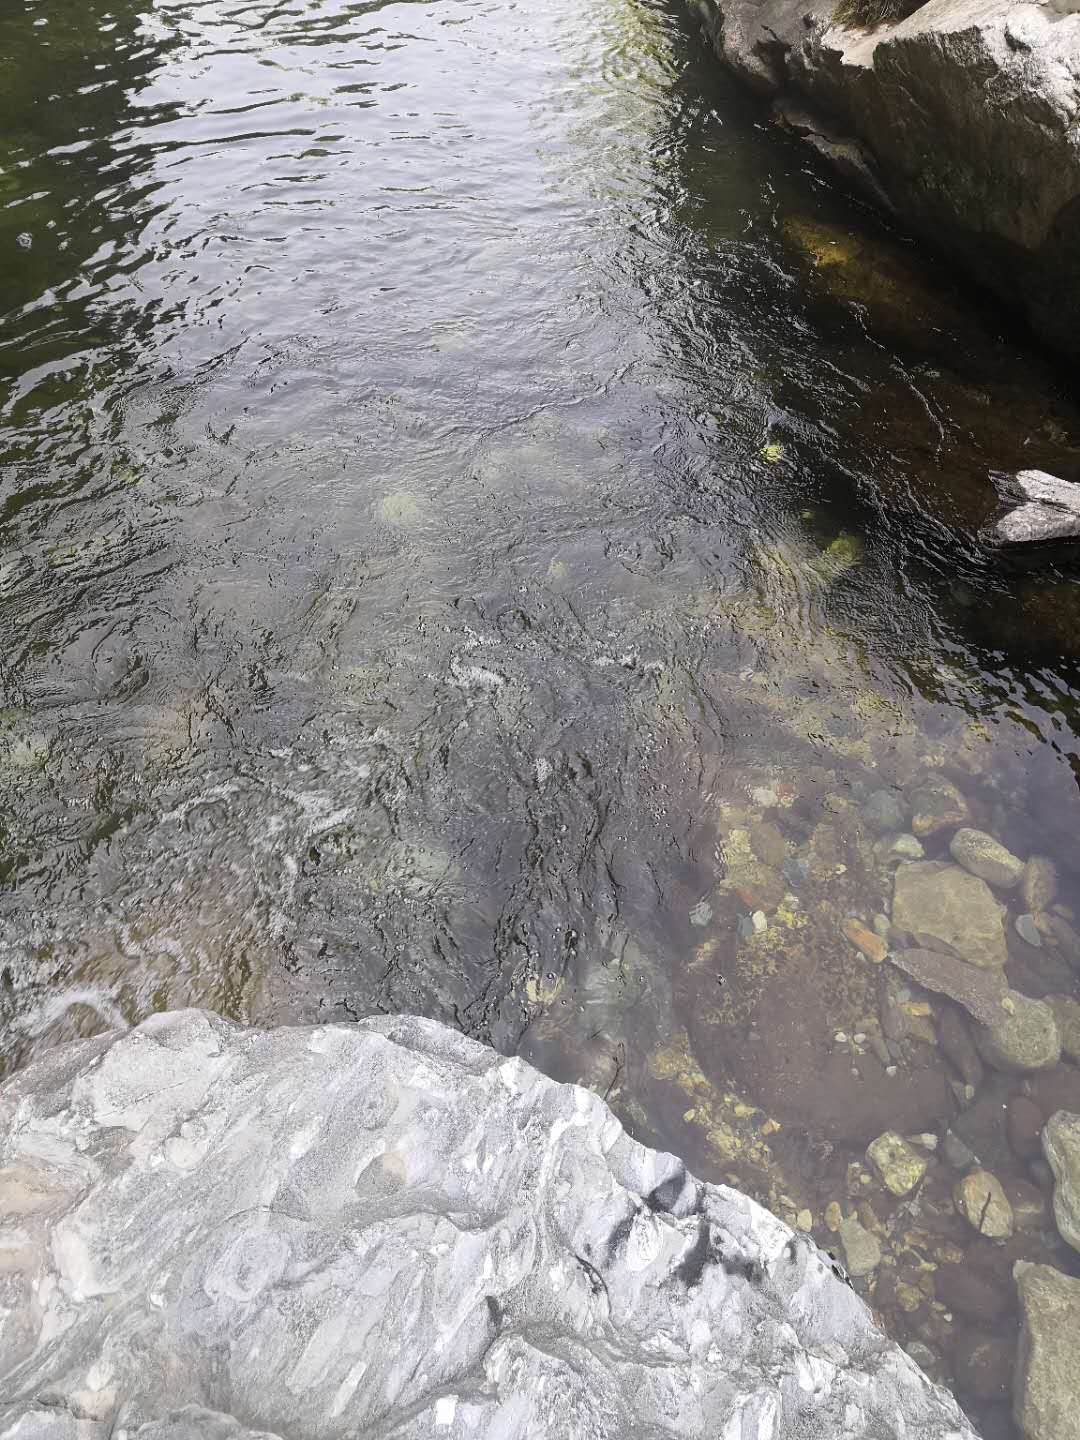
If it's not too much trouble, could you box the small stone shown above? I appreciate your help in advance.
[689,899,713,928]
[912,1132,939,1150]
[948,828,1024,889]
[891,862,1007,969]
[1023,856,1059,914]
[895,1281,924,1313]
[862,788,908,835]
[974,991,1061,1073]
[867,1130,929,1196]
[872,913,890,938]
[1015,1262,1080,1440]
[908,774,970,838]
[842,917,887,964]
[1043,1110,1080,1253]
[824,1200,843,1232]
[954,1168,1014,1238]
[834,1032,849,1045]
[1015,913,1043,948]
[1008,1095,1046,1160]
[749,785,778,808]
[751,910,767,934]
[1048,995,1080,1062]
[795,1208,813,1231]
[936,1006,985,1088]
[889,833,925,861]
[838,1215,882,1277]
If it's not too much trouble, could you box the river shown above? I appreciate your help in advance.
[3,0,1080,1431]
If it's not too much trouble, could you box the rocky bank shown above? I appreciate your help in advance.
[688,0,1080,359]
[0,1009,979,1440]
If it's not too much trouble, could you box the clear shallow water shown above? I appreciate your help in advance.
[4,0,1080,1428]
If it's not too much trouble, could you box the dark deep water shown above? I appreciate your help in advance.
[3,0,1080,1430]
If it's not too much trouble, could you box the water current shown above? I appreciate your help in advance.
[3,0,1080,1431]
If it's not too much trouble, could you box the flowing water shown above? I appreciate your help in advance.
[4,0,1080,1429]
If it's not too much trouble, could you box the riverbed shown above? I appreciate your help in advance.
[3,0,1080,1431]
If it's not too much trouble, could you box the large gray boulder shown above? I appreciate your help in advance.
[689,0,1080,360]
[0,1010,977,1440]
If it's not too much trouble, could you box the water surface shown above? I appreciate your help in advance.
[4,0,1080,1430]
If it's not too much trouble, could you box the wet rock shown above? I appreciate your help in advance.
[867,1130,929,1196]
[975,993,1061,1074]
[838,1215,882,1277]
[0,1009,984,1440]
[1008,1096,1047,1161]
[749,819,788,869]
[1023,857,1059,915]
[949,828,1024,890]
[1047,996,1080,1063]
[952,1330,1014,1402]
[988,470,1080,550]
[863,788,908,836]
[891,862,1007,970]
[690,899,713,928]
[1016,913,1044,949]
[843,917,887,964]
[907,776,970,839]
[1043,1110,1080,1253]
[879,833,925,864]
[954,1169,1014,1238]
[936,1262,1013,1324]
[1014,1262,1080,1440]
[936,1006,985,1088]
[888,947,1008,1028]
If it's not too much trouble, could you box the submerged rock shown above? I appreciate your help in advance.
[838,1214,882,1277]
[1048,995,1080,1063]
[948,828,1024,890]
[887,946,1008,1028]
[975,991,1061,1074]
[1014,1262,1080,1440]
[1023,856,1060,914]
[906,777,970,839]
[891,861,1007,970]
[953,1168,1014,1239]
[0,1010,978,1440]
[867,1130,929,1196]
[1044,1109,1080,1253]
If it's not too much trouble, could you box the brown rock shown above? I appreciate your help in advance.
[843,918,887,964]
[908,774,970,838]
[1008,1096,1046,1160]
[954,1169,1014,1238]
[891,862,1007,970]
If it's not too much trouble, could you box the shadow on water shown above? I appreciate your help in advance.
[3,0,1080,1430]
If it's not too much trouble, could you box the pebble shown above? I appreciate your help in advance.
[908,774,970,838]
[824,1200,843,1232]
[872,913,890,938]
[795,1208,813,1231]
[954,1168,1014,1238]
[1015,913,1043,948]
[890,833,925,861]
[750,786,778,808]
[838,1216,882,1277]
[867,1131,929,1196]
[751,910,768,934]
[949,827,1024,889]
[782,856,809,888]
[842,917,887,964]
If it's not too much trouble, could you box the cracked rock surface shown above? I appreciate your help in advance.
[0,1010,977,1440]
[688,0,1080,359]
